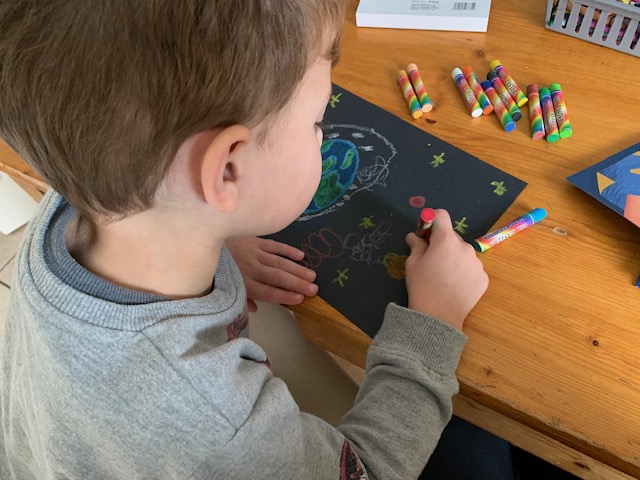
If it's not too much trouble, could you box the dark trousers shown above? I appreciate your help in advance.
[419,416,579,480]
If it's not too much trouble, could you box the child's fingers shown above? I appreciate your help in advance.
[253,266,319,297]
[429,209,454,237]
[405,232,428,256]
[429,209,469,244]
[247,298,258,312]
[260,238,305,261]
[259,251,317,282]
[406,208,454,254]
[245,279,308,306]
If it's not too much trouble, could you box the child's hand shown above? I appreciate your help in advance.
[225,236,318,312]
[404,209,488,331]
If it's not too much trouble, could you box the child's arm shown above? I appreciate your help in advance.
[336,210,487,477]
[226,236,318,311]
[197,210,487,479]
[404,209,488,330]
[194,303,467,480]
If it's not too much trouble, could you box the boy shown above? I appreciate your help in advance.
[0,1,488,478]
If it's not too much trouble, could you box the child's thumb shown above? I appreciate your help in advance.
[405,232,428,255]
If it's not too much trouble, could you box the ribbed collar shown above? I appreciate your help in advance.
[21,191,241,331]
[44,200,168,305]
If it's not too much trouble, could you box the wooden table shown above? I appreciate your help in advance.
[0,141,47,201]
[290,1,640,479]
[2,1,639,478]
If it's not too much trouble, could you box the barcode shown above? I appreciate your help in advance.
[453,2,476,10]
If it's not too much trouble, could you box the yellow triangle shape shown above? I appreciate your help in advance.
[597,172,615,194]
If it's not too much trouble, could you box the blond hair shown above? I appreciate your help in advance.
[0,0,344,220]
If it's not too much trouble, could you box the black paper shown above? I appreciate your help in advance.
[268,84,527,338]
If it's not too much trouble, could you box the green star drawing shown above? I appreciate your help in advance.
[431,152,445,167]
[454,216,468,234]
[329,93,342,108]
[491,181,507,196]
[332,269,350,287]
[359,216,375,228]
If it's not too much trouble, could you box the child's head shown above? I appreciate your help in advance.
[0,0,344,221]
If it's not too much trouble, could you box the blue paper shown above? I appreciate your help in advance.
[567,142,640,228]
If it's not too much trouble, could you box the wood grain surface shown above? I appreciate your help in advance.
[294,0,640,478]
[1,1,639,477]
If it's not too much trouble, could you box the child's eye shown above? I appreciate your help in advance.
[314,121,326,132]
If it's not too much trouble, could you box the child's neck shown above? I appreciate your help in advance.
[64,208,224,300]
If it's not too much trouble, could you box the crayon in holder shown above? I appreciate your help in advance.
[545,0,640,57]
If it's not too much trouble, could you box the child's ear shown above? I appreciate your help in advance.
[200,125,252,214]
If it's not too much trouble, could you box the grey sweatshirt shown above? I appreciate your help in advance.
[0,192,467,480]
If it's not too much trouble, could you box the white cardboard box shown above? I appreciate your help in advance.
[0,173,38,235]
[356,0,492,32]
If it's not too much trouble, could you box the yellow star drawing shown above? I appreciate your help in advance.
[332,269,349,287]
[431,152,445,167]
[329,93,342,108]
[359,216,375,228]
[454,216,468,234]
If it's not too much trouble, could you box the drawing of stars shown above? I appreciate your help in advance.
[454,216,468,234]
[359,216,375,229]
[431,152,445,167]
[332,269,350,287]
[491,181,507,196]
[329,93,342,108]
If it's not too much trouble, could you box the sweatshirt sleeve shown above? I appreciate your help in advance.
[190,302,467,480]
[339,302,468,479]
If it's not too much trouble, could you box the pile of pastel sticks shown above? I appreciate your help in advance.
[526,83,572,142]
[397,60,572,142]
[396,64,433,119]
[451,60,572,142]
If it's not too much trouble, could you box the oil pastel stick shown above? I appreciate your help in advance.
[527,84,546,140]
[539,87,560,143]
[473,208,547,253]
[462,66,493,115]
[407,63,433,113]
[415,208,436,239]
[490,59,528,107]
[549,83,573,139]
[397,69,423,119]
[487,71,522,122]
[480,80,516,132]
[451,67,483,118]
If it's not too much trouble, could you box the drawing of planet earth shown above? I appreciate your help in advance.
[304,138,359,215]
